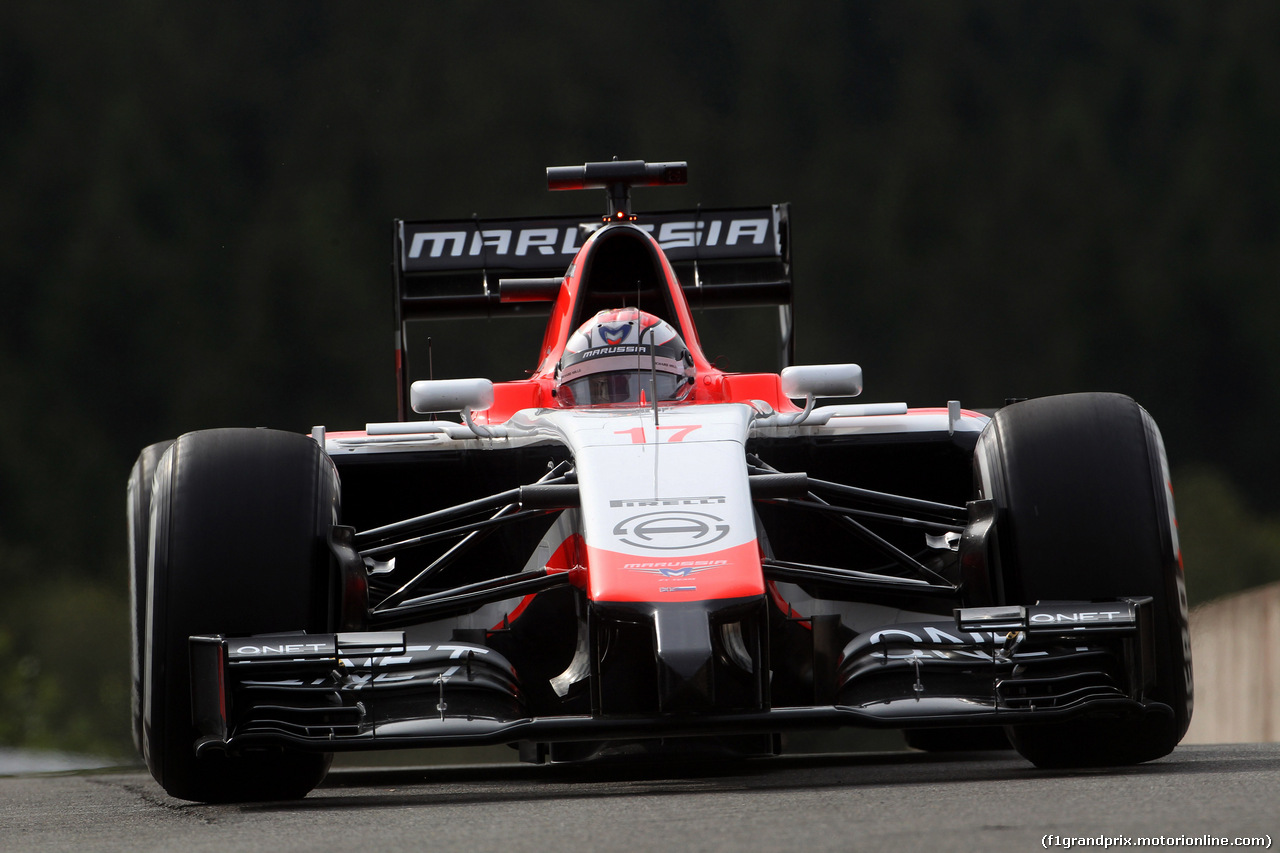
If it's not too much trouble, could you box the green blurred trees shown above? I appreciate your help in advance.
[1,1,1278,756]
[1177,467,1280,606]
[0,577,130,756]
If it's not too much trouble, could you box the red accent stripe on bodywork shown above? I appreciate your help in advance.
[586,540,764,603]
[490,533,586,631]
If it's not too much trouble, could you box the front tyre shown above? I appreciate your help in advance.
[976,393,1192,768]
[143,428,339,802]
[128,439,173,754]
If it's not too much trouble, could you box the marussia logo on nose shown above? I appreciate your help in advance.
[623,565,717,578]
[613,511,730,551]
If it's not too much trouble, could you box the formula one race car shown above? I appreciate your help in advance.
[128,160,1192,803]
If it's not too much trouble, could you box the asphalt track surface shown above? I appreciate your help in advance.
[3,744,1277,853]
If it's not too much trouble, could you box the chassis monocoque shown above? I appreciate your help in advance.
[128,160,1192,803]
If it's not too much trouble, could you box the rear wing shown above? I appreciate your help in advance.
[392,204,792,419]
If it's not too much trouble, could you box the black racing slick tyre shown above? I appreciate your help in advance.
[976,393,1192,768]
[142,428,339,802]
[128,439,174,754]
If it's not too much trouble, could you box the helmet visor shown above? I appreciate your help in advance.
[561,370,689,406]
[558,345,691,406]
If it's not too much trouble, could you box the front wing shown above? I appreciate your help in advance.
[189,598,1171,756]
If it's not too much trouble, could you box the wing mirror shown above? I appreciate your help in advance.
[410,378,497,437]
[410,378,495,414]
[780,364,863,399]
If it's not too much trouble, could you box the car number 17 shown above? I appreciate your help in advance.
[614,425,702,444]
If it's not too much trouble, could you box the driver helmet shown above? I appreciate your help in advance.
[555,308,695,406]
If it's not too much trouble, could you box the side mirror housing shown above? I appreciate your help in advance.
[780,364,863,399]
[410,378,495,414]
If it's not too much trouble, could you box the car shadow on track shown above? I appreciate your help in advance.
[213,747,1202,815]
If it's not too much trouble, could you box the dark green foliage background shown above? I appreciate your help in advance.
[2,2,1278,757]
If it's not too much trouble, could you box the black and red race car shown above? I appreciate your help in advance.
[128,160,1192,803]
